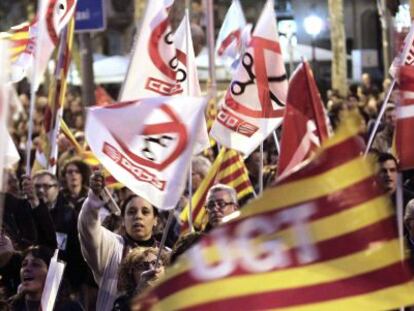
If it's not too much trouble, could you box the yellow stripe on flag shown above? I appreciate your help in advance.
[240,157,374,220]
[277,282,414,311]
[154,240,403,310]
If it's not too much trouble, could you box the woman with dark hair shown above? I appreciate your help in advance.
[8,246,83,311]
[112,247,169,311]
[60,159,91,212]
[78,173,166,311]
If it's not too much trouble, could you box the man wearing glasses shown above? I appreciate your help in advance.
[205,184,239,231]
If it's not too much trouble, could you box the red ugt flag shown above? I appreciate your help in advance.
[396,65,414,170]
[277,61,330,179]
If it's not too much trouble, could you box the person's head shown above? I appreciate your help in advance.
[118,247,169,295]
[61,159,91,195]
[205,184,238,228]
[405,199,414,239]
[378,152,398,195]
[384,104,396,131]
[245,148,268,180]
[191,156,211,193]
[121,195,159,241]
[362,72,371,87]
[32,171,59,206]
[20,246,54,300]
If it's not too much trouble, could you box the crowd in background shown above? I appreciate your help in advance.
[1,71,414,310]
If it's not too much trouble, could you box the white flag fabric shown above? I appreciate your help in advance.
[174,12,210,152]
[41,250,66,311]
[119,0,181,101]
[215,0,247,69]
[210,0,288,156]
[12,0,77,90]
[85,96,206,210]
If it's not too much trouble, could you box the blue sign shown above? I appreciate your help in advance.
[75,0,106,32]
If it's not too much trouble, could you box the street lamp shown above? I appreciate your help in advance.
[303,15,323,70]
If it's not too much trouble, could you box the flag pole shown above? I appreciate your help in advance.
[272,131,280,154]
[259,142,264,195]
[364,79,396,155]
[155,209,175,268]
[184,8,195,233]
[206,0,217,100]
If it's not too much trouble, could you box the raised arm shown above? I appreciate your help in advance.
[77,172,121,283]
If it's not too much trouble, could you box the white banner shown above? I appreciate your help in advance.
[120,0,180,101]
[210,0,288,156]
[85,96,206,210]
[175,12,210,153]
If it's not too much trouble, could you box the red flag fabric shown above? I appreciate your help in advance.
[277,61,330,179]
[95,86,114,107]
[396,65,414,170]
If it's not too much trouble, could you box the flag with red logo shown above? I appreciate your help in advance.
[396,65,414,170]
[11,0,77,90]
[134,113,414,310]
[119,0,209,153]
[174,12,210,152]
[277,61,330,179]
[85,96,206,209]
[119,0,181,101]
[215,0,248,69]
[210,0,288,156]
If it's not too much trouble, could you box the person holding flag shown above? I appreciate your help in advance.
[78,172,168,311]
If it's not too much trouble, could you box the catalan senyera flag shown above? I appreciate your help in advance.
[0,21,31,62]
[180,147,254,233]
[396,65,414,170]
[32,17,75,174]
[137,113,414,310]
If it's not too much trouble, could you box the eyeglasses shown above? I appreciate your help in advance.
[34,184,58,190]
[205,200,235,211]
[135,260,158,271]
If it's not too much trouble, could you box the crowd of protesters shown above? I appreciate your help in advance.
[2,71,414,311]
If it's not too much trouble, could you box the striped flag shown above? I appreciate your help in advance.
[32,17,75,174]
[180,147,254,233]
[396,65,414,170]
[0,21,31,62]
[137,112,414,310]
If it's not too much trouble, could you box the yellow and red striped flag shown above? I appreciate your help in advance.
[137,113,414,310]
[0,21,31,62]
[180,147,254,233]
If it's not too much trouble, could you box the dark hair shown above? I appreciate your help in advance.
[170,232,204,264]
[22,245,54,268]
[61,158,91,187]
[377,152,398,167]
[121,194,159,218]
